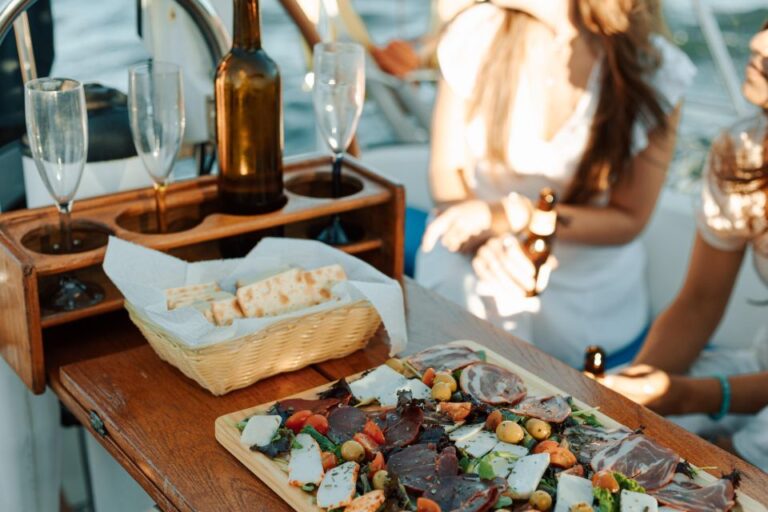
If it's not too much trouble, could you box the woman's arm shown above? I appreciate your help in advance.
[555,105,681,245]
[633,233,745,374]
[428,79,471,206]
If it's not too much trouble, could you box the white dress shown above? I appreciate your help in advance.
[415,3,696,368]
[677,130,768,472]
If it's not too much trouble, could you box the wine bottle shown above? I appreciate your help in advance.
[583,345,606,377]
[215,0,286,215]
[521,187,557,297]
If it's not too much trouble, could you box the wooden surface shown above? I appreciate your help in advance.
[52,280,768,512]
[0,153,405,394]
[215,339,763,512]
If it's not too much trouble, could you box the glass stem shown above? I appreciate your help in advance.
[57,204,73,253]
[154,182,168,233]
[332,152,343,198]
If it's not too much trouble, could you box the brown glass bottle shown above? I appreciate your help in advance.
[215,0,286,215]
[583,345,606,377]
[521,188,557,297]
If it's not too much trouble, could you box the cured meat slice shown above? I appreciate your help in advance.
[510,395,571,423]
[650,479,736,512]
[564,424,631,464]
[459,363,527,405]
[424,474,506,512]
[591,434,679,490]
[406,345,483,372]
[388,444,458,493]
[275,398,340,416]
[327,406,367,444]
[383,404,424,449]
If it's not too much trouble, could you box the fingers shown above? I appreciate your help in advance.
[422,210,455,252]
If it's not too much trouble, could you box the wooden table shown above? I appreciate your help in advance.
[46,279,768,511]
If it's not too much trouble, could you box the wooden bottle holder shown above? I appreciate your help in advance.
[0,154,405,393]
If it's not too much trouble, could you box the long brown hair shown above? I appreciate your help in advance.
[467,0,669,204]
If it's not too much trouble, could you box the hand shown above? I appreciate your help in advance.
[471,236,555,295]
[370,40,421,78]
[743,28,768,108]
[602,365,688,416]
[423,200,496,253]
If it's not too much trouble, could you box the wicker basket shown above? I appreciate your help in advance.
[124,300,382,395]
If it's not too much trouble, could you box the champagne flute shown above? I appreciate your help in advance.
[312,42,365,245]
[24,77,104,311]
[128,61,186,233]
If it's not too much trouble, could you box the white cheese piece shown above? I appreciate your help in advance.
[377,377,432,407]
[506,453,550,500]
[239,415,281,448]
[448,423,485,442]
[456,430,499,458]
[399,379,432,400]
[620,490,658,512]
[316,461,360,509]
[349,365,408,405]
[485,453,516,478]
[443,421,465,433]
[492,441,529,458]
[288,433,324,487]
[554,473,594,512]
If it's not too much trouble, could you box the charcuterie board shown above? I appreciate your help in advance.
[215,340,762,512]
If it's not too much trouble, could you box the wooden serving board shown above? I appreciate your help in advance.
[215,340,762,512]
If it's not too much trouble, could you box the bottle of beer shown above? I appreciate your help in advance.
[214,0,286,215]
[583,345,606,377]
[521,188,557,297]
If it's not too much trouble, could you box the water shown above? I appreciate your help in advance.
[260,0,767,188]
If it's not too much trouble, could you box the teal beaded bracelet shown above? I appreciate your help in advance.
[708,375,731,421]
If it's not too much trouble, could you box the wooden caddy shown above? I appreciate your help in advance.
[0,154,405,394]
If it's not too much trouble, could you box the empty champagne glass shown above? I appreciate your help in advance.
[128,61,185,233]
[25,77,104,311]
[312,42,365,245]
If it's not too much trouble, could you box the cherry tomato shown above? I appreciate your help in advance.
[439,402,472,422]
[363,419,386,445]
[422,367,437,387]
[321,451,338,471]
[532,440,559,455]
[368,451,386,477]
[485,410,503,432]
[549,447,577,469]
[304,414,329,435]
[417,497,442,512]
[591,470,619,492]
[285,410,313,434]
[353,432,381,460]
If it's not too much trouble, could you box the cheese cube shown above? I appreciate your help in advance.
[240,415,281,448]
[288,433,324,487]
[507,453,550,500]
[554,474,594,512]
[620,490,658,512]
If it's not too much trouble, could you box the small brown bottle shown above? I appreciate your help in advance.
[584,345,606,377]
[521,188,557,297]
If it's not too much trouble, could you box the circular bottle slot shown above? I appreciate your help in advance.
[285,171,364,199]
[21,220,114,255]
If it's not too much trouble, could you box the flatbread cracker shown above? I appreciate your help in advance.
[210,295,244,326]
[166,282,221,310]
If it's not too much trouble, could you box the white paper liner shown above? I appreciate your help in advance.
[102,237,407,355]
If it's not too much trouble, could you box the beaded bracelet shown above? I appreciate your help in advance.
[708,375,731,421]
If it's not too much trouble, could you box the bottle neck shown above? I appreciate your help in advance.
[528,209,557,237]
[233,0,261,50]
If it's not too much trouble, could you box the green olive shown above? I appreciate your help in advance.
[524,418,552,441]
[496,420,525,444]
[385,358,405,374]
[340,440,365,462]
[372,470,390,490]
[529,490,552,511]
[433,372,457,392]
[570,503,594,512]
[431,381,453,401]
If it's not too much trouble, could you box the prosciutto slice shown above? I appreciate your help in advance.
[327,406,367,444]
[591,434,679,490]
[510,395,571,423]
[406,345,482,372]
[459,363,527,405]
[387,444,458,493]
[424,474,507,512]
[651,479,736,512]
[564,424,632,464]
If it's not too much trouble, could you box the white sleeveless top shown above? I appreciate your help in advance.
[430,4,696,365]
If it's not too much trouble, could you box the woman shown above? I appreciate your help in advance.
[605,28,768,472]
[415,0,695,367]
